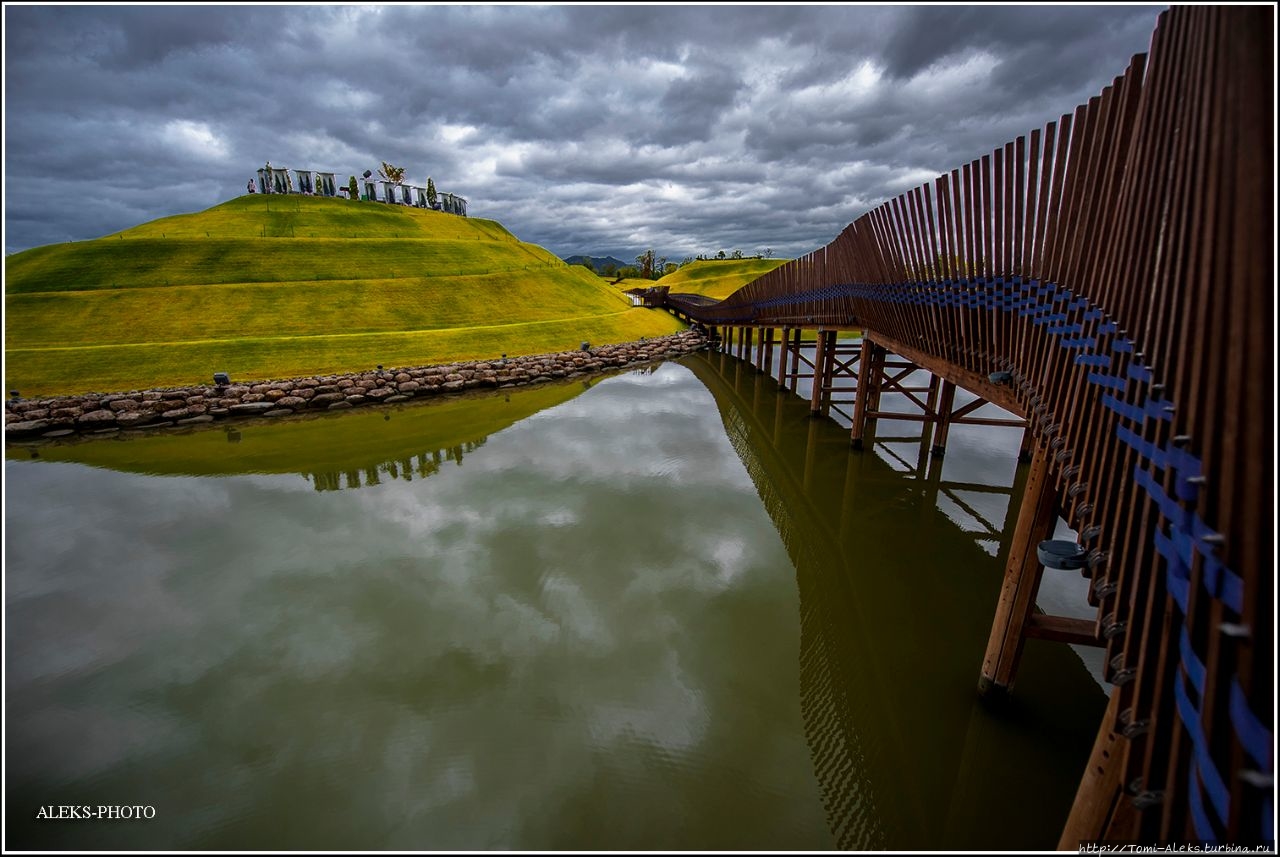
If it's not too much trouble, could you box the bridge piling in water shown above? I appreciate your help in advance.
[978,439,1087,700]
[850,337,874,451]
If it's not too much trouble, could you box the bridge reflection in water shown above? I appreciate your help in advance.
[685,349,1106,850]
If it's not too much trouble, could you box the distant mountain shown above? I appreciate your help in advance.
[564,254,629,271]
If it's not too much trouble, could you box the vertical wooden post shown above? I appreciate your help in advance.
[763,328,776,376]
[979,438,1059,699]
[809,328,829,413]
[931,380,958,457]
[820,330,838,416]
[866,343,885,416]
[918,372,942,454]
[850,336,874,450]
[789,328,803,393]
[744,327,754,364]
[1017,423,1035,464]
[755,327,767,369]
[777,327,791,386]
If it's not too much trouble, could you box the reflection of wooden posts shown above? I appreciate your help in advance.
[803,417,821,491]
[979,438,1059,699]
[850,337,875,450]
[931,380,958,457]
[772,378,786,446]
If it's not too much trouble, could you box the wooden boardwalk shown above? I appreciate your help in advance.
[665,6,1272,846]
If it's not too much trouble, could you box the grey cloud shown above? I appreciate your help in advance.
[5,5,1161,262]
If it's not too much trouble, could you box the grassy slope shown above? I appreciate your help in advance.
[5,195,682,395]
[656,258,789,300]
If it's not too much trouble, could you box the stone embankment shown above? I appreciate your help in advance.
[5,330,707,439]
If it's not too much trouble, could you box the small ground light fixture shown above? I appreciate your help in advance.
[213,372,230,385]
[1037,539,1088,570]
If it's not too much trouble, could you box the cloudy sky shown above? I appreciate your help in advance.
[4,4,1162,261]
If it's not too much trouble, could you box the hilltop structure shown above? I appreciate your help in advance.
[254,162,467,216]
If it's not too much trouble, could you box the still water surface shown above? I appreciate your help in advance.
[5,354,1105,850]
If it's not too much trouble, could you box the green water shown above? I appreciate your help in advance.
[4,355,1105,850]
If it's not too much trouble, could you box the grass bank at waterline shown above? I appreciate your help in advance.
[5,195,683,396]
[4,330,707,440]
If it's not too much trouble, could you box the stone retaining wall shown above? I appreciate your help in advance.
[4,330,708,439]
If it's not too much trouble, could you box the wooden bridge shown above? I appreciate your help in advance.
[665,7,1272,846]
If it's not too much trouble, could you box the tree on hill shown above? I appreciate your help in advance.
[636,249,656,279]
[379,162,406,183]
[347,176,359,202]
[579,257,595,272]
[426,177,438,208]
[633,250,668,280]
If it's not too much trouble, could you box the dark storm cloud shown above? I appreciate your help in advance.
[3,4,1162,260]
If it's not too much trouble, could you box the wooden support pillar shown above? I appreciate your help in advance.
[755,327,766,369]
[850,336,874,450]
[866,343,885,415]
[744,327,754,364]
[789,328,803,393]
[763,328,776,376]
[978,438,1059,700]
[809,329,830,414]
[1017,423,1035,464]
[776,328,791,387]
[931,380,959,457]
[820,330,838,416]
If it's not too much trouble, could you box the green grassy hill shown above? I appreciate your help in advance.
[656,258,789,300]
[5,195,682,395]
